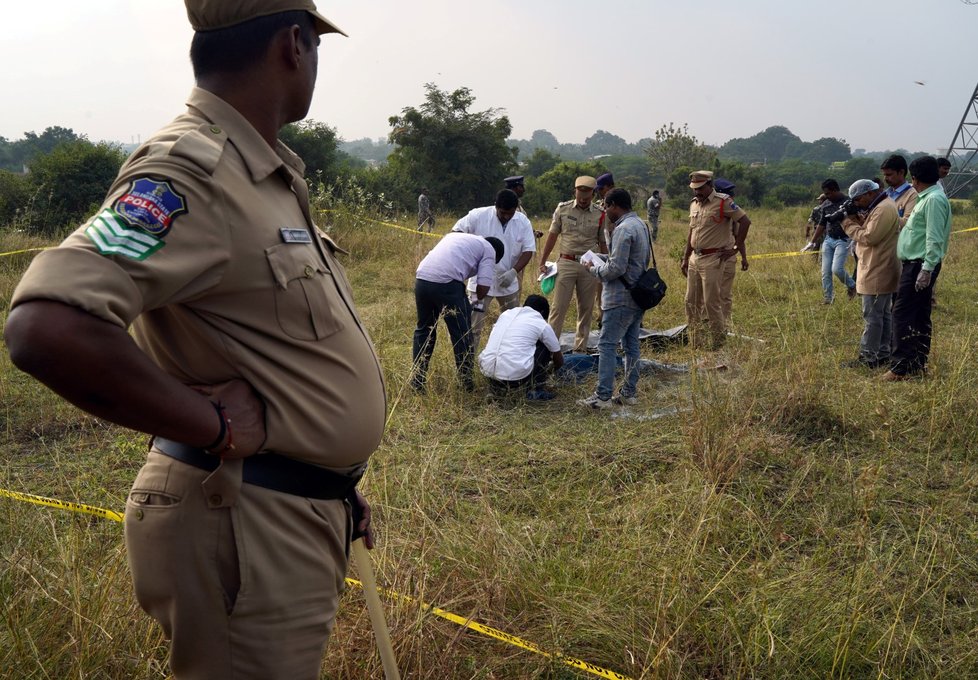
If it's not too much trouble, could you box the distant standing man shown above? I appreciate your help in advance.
[451,189,535,347]
[537,176,605,352]
[411,233,505,391]
[681,171,750,349]
[646,190,662,242]
[418,187,435,232]
[880,155,918,229]
[882,156,952,381]
[810,179,856,304]
[579,188,651,409]
[841,180,901,369]
[936,157,951,189]
[4,4,385,678]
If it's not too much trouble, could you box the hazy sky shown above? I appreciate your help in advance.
[2,1,976,153]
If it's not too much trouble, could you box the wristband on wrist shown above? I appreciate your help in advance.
[204,401,235,456]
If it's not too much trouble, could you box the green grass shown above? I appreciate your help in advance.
[2,205,978,678]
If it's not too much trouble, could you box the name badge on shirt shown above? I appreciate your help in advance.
[280,228,312,244]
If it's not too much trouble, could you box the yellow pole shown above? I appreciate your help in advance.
[351,539,401,680]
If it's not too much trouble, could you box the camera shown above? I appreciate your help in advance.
[839,199,861,217]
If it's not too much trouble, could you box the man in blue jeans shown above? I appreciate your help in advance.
[810,179,856,304]
[578,188,651,409]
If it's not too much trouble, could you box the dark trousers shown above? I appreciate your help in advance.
[488,341,552,394]
[890,260,941,376]
[411,279,473,388]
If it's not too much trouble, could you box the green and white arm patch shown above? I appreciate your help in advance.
[85,208,165,261]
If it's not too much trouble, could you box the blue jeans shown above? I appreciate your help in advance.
[596,305,645,400]
[821,236,855,302]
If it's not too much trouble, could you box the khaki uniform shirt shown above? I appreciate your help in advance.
[548,199,603,256]
[11,88,387,469]
[688,190,746,251]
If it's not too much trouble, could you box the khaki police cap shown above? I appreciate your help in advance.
[689,170,714,189]
[575,176,597,189]
[185,0,347,35]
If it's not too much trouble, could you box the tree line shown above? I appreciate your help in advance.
[0,84,960,236]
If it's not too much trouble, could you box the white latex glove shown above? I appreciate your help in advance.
[847,240,856,257]
[914,268,932,292]
[800,241,817,253]
[496,268,517,289]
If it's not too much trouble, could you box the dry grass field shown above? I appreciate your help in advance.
[2,200,977,679]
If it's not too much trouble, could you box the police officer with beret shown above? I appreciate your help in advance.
[5,2,385,678]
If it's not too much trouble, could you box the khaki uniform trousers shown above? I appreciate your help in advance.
[548,258,597,352]
[470,291,520,349]
[720,256,737,326]
[125,451,350,680]
[685,252,728,349]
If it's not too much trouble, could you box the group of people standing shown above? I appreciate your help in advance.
[827,155,952,380]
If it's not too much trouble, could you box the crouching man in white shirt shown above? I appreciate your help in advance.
[478,295,564,401]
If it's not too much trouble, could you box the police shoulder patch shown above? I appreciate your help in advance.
[112,177,188,237]
[86,208,165,261]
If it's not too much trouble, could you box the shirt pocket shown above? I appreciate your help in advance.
[265,243,345,341]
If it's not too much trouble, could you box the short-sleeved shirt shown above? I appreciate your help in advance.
[478,306,561,381]
[451,205,535,296]
[549,199,603,256]
[418,193,432,215]
[817,195,848,240]
[10,88,387,469]
[688,190,746,250]
[416,232,496,287]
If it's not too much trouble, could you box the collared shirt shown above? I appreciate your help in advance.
[885,182,918,229]
[549,199,604,256]
[688,190,746,250]
[478,306,560,381]
[451,205,535,296]
[10,87,387,469]
[416,232,497,287]
[897,184,951,271]
[591,211,651,310]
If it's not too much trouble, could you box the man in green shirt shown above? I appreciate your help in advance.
[882,156,951,381]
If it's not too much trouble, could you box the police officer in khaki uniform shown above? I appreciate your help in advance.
[681,170,750,349]
[4,2,385,678]
[537,176,605,352]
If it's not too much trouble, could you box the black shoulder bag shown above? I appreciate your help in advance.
[623,221,667,310]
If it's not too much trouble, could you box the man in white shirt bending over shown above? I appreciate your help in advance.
[479,294,564,401]
[452,189,535,347]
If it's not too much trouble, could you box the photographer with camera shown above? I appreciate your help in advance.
[840,180,901,369]
[806,179,856,304]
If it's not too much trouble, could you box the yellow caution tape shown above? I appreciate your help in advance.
[343,578,633,680]
[0,487,124,522]
[0,246,49,258]
[0,486,633,679]
[747,250,807,260]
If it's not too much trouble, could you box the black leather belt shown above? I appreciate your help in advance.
[153,437,360,500]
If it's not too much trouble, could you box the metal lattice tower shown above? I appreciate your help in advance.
[942,80,978,198]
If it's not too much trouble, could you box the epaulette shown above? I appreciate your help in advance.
[166,123,228,176]
[557,199,575,208]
